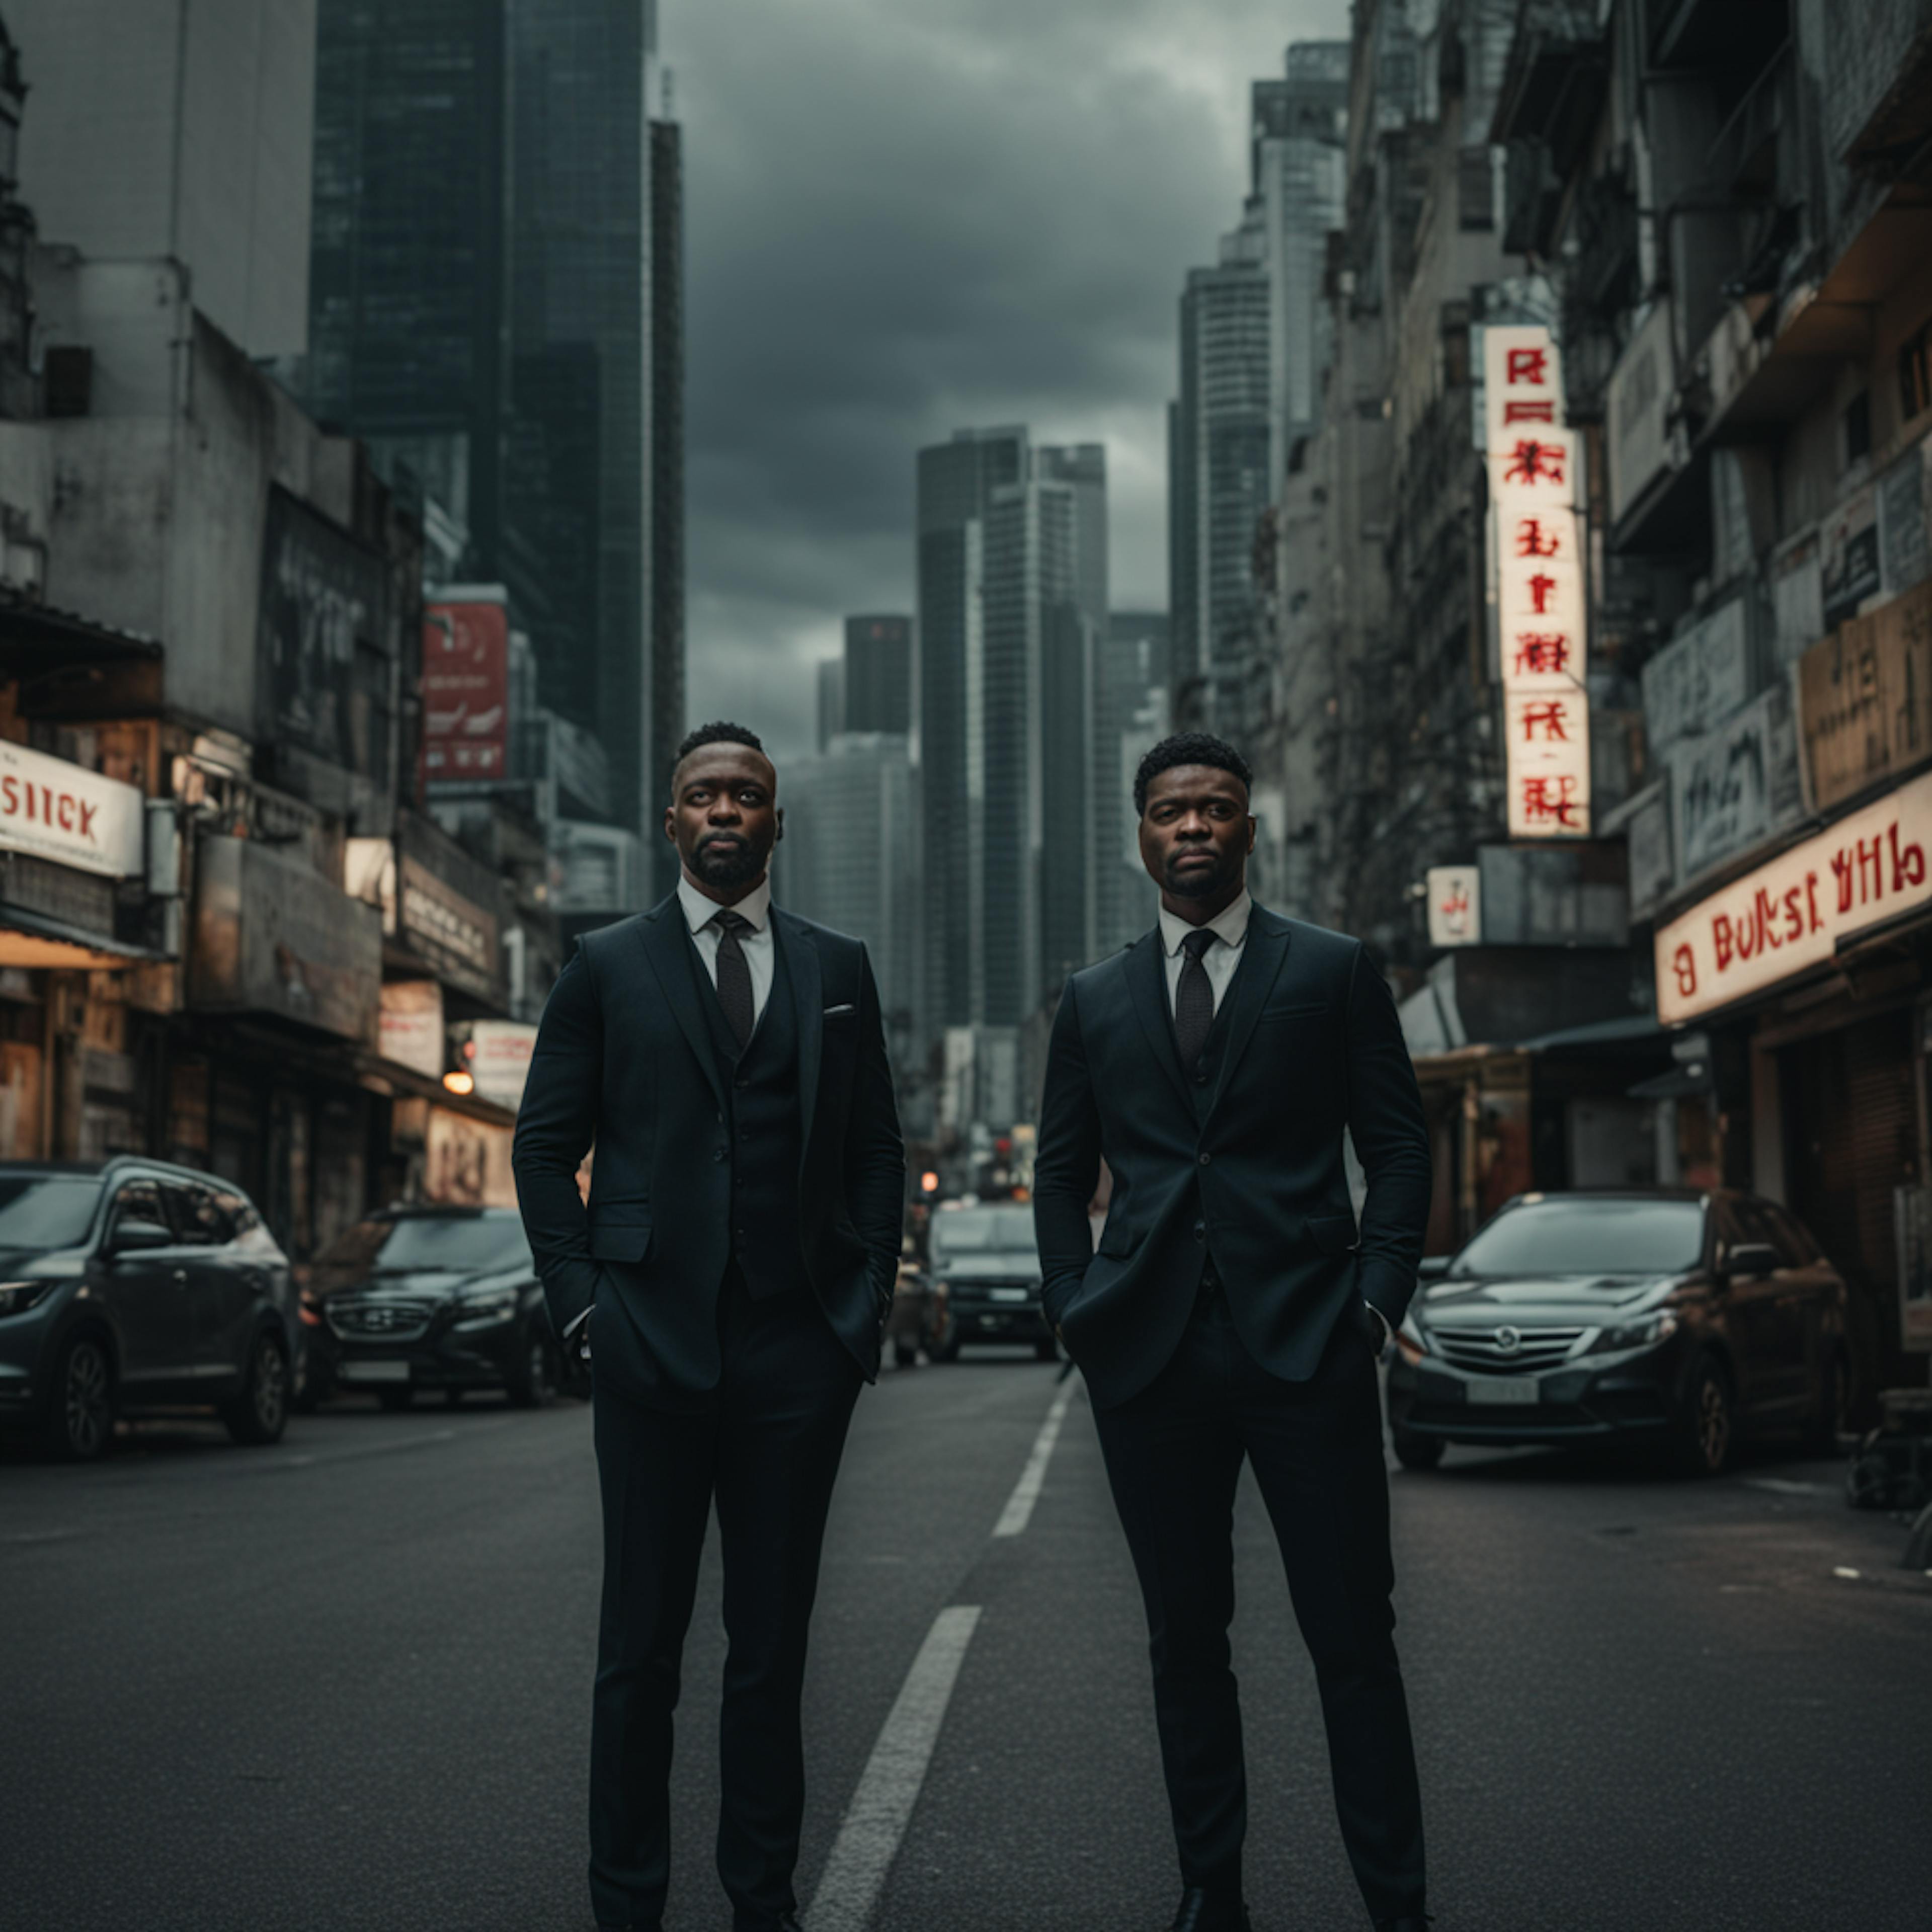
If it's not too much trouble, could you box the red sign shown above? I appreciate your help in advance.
[423,598,509,781]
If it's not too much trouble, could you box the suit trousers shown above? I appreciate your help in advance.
[588,1262,862,1930]
[1092,1283,1426,1922]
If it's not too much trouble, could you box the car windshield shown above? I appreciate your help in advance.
[310,1213,529,1287]
[0,1174,101,1250]
[931,1207,1037,1261]
[1450,1198,1706,1277]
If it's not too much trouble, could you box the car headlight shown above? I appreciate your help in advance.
[1590,1310,1679,1354]
[0,1279,52,1318]
[452,1289,519,1329]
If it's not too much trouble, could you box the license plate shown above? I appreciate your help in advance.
[989,1287,1029,1302]
[1465,1375,1539,1406]
[340,1359,410,1384]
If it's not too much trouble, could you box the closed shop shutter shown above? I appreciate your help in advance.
[1786,1008,1917,1295]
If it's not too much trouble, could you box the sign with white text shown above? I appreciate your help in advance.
[1656,767,1932,1023]
[1485,325,1591,837]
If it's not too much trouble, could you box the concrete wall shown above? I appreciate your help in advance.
[10,0,316,358]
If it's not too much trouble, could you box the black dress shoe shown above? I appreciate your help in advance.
[1374,1916,1432,1930]
[1169,1888,1252,1932]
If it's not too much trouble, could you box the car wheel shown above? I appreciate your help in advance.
[1391,1424,1444,1471]
[1671,1354,1734,1477]
[376,1385,414,1412]
[509,1320,558,1408]
[223,1331,291,1446]
[42,1330,114,1461]
[1804,1349,1849,1454]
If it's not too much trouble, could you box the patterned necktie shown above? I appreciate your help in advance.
[710,909,755,1049]
[1173,927,1217,1074]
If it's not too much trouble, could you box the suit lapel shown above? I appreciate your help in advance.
[1202,905,1291,1125]
[776,909,823,1179]
[634,895,727,1112]
[1125,928,1194,1115]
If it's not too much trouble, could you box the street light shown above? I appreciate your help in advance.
[442,1070,475,1096]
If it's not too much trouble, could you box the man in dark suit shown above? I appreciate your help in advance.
[512,720,905,1932]
[1033,732,1433,1932]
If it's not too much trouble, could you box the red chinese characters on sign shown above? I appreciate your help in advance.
[1487,324,1589,839]
[1655,769,1932,1023]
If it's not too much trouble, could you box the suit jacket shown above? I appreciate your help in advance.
[511,892,906,1400]
[1031,904,1430,1410]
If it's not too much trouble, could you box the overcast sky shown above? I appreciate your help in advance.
[674,0,1349,764]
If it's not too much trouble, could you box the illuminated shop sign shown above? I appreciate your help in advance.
[1656,767,1932,1024]
[1484,325,1591,839]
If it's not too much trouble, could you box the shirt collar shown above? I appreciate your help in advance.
[678,872,772,936]
[1158,888,1252,959]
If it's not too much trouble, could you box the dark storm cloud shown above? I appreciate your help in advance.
[673,0,1348,759]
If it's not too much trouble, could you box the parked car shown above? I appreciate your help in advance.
[0,1157,296,1460]
[301,1205,569,1409]
[927,1202,1056,1361]
[1385,1188,1850,1477]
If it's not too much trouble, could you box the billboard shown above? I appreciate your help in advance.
[0,740,143,878]
[257,489,391,776]
[423,596,509,781]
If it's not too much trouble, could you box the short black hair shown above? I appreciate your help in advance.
[670,720,769,795]
[1133,732,1253,816]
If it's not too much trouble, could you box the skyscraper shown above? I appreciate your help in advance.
[301,0,683,852]
[918,425,1028,1038]
[843,615,913,735]
[1172,208,1271,703]
[917,428,1105,1045]
[1095,611,1172,954]
[1171,44,1347,719]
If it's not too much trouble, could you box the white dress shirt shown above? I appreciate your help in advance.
[1157,888,1252,1019]
[678,872,775,1027]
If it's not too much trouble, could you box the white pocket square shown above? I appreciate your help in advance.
[823,1002,856,1017]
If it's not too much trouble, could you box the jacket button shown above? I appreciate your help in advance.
[714,1148,728,1163]
[735,1078,749,1091]
[1193,1221,1206,1242]
[1198,1152,1212,1167]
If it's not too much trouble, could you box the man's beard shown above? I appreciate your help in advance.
[1164,850,1229,900]
[693,834,765,888]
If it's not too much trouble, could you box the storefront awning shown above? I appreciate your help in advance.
[0,905,171,970]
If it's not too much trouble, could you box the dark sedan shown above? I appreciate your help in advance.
[301,1206,568,1409]
[1385,1189,1850,1476]
[0,1157,295,1459]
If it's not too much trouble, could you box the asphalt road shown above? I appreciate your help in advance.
[3,1358,1929,1932]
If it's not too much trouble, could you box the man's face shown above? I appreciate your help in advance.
[1138,763,1254,902]
[665,743,782,893]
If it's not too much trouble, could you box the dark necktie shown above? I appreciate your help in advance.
[710,909,755,1049]
[1173,928,1217,1073]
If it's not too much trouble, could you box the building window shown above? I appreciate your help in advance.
[1901,317,1932,425]
[1843,390,1872,469]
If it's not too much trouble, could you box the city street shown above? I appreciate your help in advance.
[4,1358,1930,1932]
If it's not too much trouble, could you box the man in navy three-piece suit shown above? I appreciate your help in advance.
[512,720,904,1932]
[1033,731,1434,1932]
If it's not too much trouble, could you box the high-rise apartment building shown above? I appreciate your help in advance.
[10,0,318,361]
[843,615,913,735]
[301,0,682,854]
